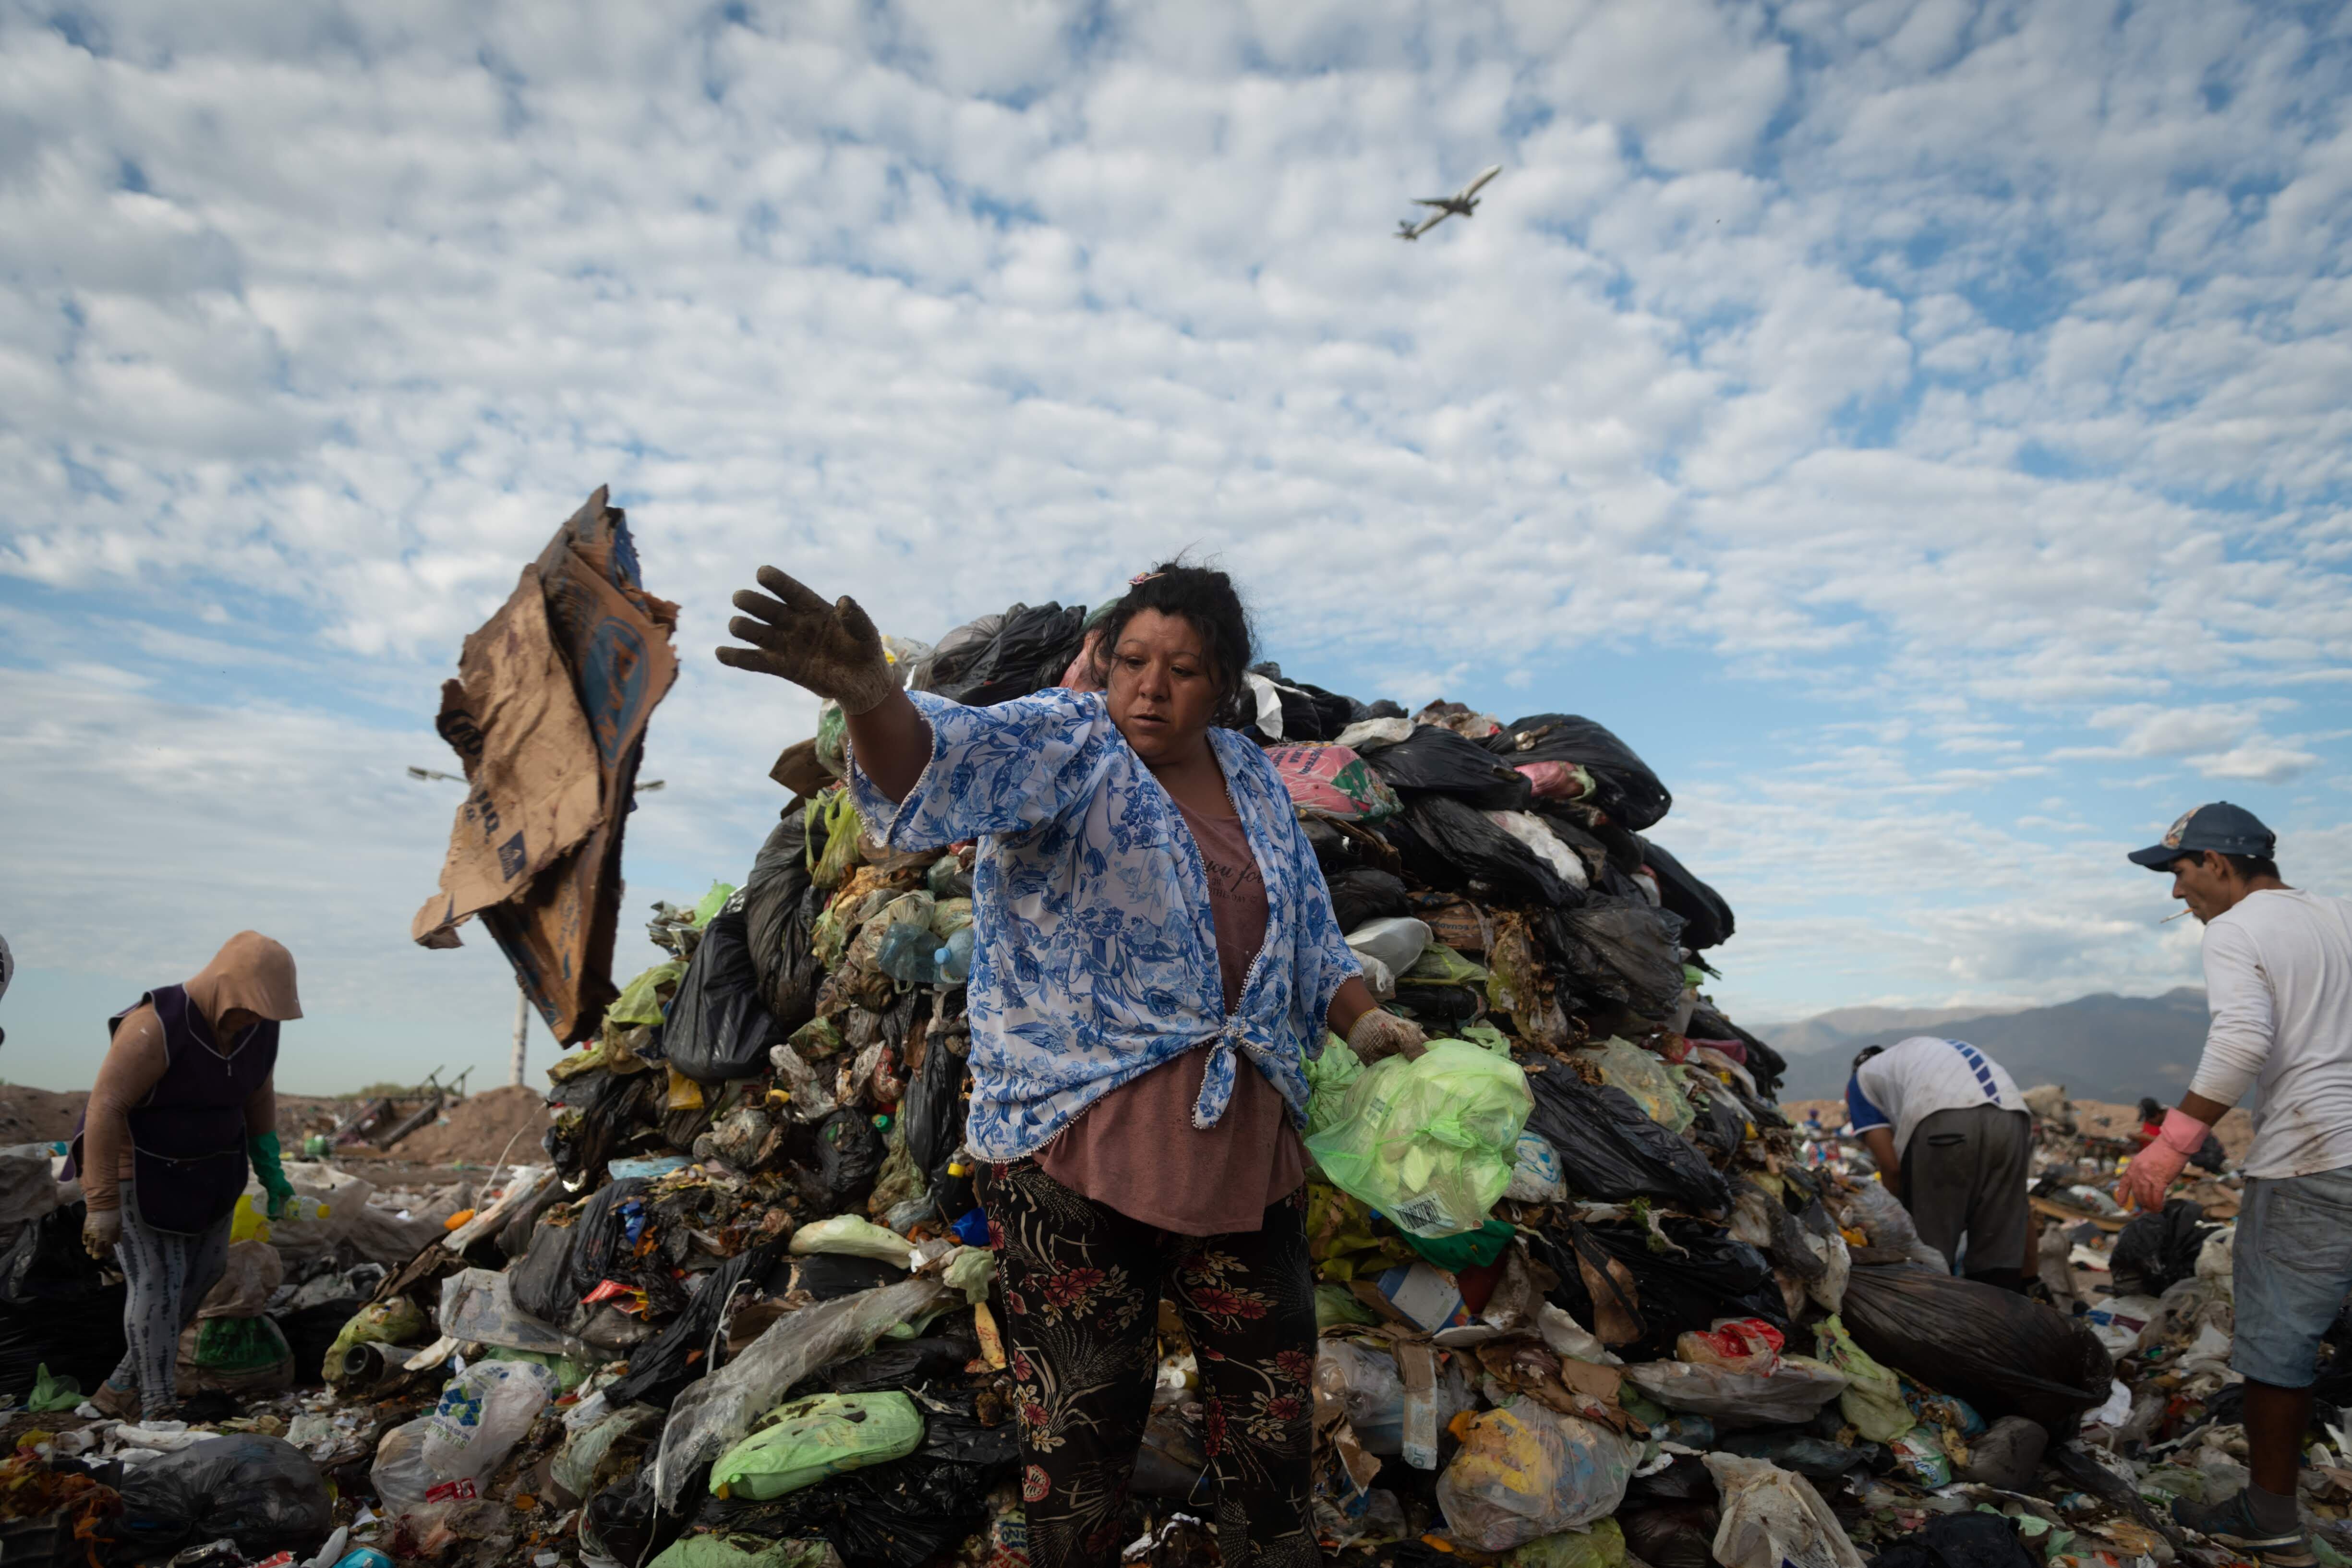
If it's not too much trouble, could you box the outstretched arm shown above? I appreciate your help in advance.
[715,565,930,798]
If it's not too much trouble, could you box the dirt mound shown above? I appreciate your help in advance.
[0,1086,89,1146]
[385,1084,554,1167]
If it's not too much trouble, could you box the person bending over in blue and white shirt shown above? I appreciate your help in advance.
[716,560,1415,1568]
[1843,1035,2032,1291]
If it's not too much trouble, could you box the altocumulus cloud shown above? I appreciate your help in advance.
[0,0,2348,1087]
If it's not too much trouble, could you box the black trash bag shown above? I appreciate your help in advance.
[1327,865,1412,935]
[1386,794,1581,906]
[1840,1263,2114,1430]
[744,811,825,1035]
[545,1069,657,1182]
[610,1236,789,1410]
[1868,1508,2040,1568]
[511,1210,582,1325]
[1535,1219,1785,1361]
[665,902,782,1085]
[1625,1451,1717,1503]
[567,1178,651,1301]
[934,603,1088,708]
[2110,1199,2215,1297]
[1717,1430,1876,1479]
[0,1201,128,1403]
[583,1464,689,1567]
[1494,712,1673,831]
[902,1034,968,1176]
[276,1297,363,1386]
[787,1253,913,1300]
[1537,900,1688,1016]
[1243,666,1354,744]
[1522,1070,1730,1212]
[1368,726,1531,808]
[1690,1088,1749,1160]
[1398,985,1484,1025]
[824,1325,979,1392]
[699,1396,1018,1568]
[115,1435,331,1558]
[1617,1501,1719,1568]
[811,1109,885,1207]
[1639,838,1735,951]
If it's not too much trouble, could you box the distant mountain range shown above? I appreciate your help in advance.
[1764,988,2212,1104]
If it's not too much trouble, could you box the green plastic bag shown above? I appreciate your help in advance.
[1508,1518,1627,1568]
[486,1346,589,1394]
[815,702,848,779]
[325,1296,432,1388]
[1447,1020,1514,1056]
[1814,1315,1910,1442]
[194,1315,292,1373]
[693,882,738,927]
[1578,1038,1693,1134]
[1401,942,1490,989]
[608,961,687,1028]
[807,791,864,891]
[28,1365,81,1413]
[1303,1040,1533,1238]
[1405,1217,1518,1274]
[652,1537,837,1568]
[1305,1034,1364,1137]
[710,1392,925,1501]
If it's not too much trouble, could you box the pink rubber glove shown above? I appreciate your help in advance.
[2117,1109,2208,1212]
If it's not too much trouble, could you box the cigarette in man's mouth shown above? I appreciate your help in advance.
[2160,909,2191,924]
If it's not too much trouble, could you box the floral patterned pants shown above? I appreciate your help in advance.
[976,1159,1318,1568]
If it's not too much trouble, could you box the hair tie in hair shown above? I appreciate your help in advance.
[1128,572,1164,586]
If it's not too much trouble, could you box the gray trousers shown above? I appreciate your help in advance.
[106,1181,232,1416]
[1899,1105,2033,1275]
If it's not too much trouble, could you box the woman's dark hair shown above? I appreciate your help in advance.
[1088,562,1256,724]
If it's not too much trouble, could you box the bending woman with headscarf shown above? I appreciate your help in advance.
[72,932,302,1418]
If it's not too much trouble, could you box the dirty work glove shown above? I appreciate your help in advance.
[1349,1009,1428,1065]
[247,1130,296,1220]
[82,1204,121,1261]
[2117,1108,2207,1212]
[715,566,898,715]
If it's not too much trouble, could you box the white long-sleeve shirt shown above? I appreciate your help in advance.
[2191,888,2352,1180]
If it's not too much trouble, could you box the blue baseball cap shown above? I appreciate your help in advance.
[2128,802,2277,869]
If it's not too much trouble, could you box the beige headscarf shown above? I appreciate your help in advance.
[182,931,302,1028]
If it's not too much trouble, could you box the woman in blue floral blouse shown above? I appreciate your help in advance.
[719,562,1426,1568]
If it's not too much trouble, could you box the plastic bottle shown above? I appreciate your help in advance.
[335,1548,397,1568]
[875,923,941,985]
[934,927,974,985]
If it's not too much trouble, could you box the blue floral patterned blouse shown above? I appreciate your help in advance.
[847,688,1361,1161]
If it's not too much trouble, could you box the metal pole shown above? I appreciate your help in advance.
[510,984,530,1088]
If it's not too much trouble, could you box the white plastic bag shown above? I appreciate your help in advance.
[1504,1134,1567,1203]
[1623,1355,1847,1430]
[1312,1339,1476,1459]
[438,1267,585,1357]
[1705,1452,1866,1568]
[1843,1179,1949,1270]
[1435,1401,1638,1551]
[1346,917,1433,980]
[654,1276,954,1508]
[422,1361,559,1487]
[370,1418,436,1514]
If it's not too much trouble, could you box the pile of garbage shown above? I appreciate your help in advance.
[0,597,2333,1568]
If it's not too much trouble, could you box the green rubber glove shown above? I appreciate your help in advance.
[248,1131,296,1220]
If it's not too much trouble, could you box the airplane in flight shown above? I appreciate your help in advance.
[1396,164,1502,240]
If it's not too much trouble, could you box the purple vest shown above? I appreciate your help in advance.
[70,984,278,1234]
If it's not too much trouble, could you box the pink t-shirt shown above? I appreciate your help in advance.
[1038,797,1305,1234]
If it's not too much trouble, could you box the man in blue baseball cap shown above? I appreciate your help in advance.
[2119,803,2352,1567]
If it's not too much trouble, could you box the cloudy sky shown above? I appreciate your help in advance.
[3,0,2348,1094]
